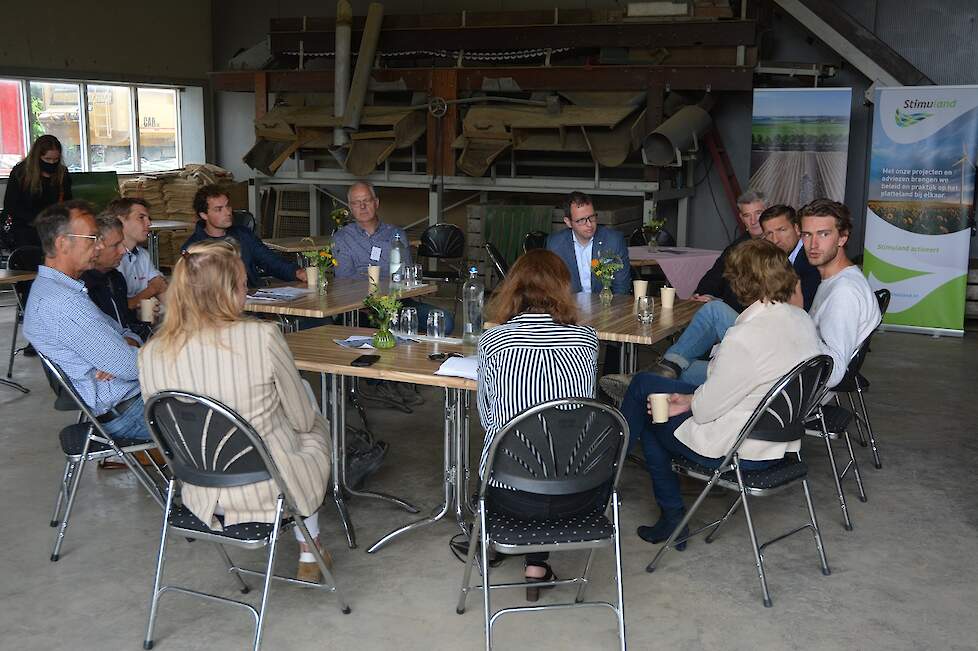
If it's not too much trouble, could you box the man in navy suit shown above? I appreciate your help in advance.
[760,204,821,310]
[546,191,631,295]
[547,191,631,374]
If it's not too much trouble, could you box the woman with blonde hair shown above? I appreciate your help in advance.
[139,239,332,581]
[3,135,72,248]
[621,238,822,549]
[477,249,600,600]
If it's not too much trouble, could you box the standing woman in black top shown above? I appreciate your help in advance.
[3,135,73,248]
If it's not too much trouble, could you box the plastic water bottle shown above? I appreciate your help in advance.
[462,266,484,345]
[389,233,406,287]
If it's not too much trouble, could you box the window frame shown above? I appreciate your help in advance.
[0,75,184,178]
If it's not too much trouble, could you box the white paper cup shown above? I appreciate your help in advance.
[633,279,648,298]
[660,286,676,309]
[651,393,670,423]
[367,265,381,289]
[306,266,319,289]
[140,298,158,323]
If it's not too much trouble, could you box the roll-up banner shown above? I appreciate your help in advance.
[749,88,852,207]
[863,85,978,336]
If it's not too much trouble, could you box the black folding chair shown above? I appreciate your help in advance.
[522,230,548,253]
[456,399,629,650]
[647,355,834,608]
[37,352,166,561]
[5,245,42,389]
[417,223,465,283]
[483,242,509,283]
[233,209,257,231]
[143,390,350,651]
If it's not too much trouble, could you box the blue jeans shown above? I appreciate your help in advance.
[408,299,455,336]
[663,300,738,387]
[621,374,775,512]
[100,396,152,443]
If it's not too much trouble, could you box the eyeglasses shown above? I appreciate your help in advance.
[349,199,376,208]
[428,352,462,361]
[64,233,102,244]
[572,214,597,226]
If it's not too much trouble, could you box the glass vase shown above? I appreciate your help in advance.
[318,269,329,295]
[372,322,396,349]
[599,285,614,307]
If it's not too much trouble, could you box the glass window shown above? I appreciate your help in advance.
[137,88,179,171]
[29,81,83,171]
[0,79,26,176]
[87,84,133,172]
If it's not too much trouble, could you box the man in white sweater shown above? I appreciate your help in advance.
[799,199,881,389]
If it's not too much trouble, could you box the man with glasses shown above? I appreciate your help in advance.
[546,191,631,295]
[81,212,152,341]
[23,201,152,442]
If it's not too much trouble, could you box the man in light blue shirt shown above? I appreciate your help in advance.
[23,201,151,442]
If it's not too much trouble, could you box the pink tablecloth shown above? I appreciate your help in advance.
[628,246,722,300]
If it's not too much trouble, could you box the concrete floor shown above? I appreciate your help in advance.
[1,295,976,651]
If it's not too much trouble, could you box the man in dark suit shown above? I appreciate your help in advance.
[760,204,820,310]
[547,191,630,374]
[546,191,631,295]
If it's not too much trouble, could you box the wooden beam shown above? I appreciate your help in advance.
[210,65,754,93]
[255,71,268,119]
[427,69,457,177]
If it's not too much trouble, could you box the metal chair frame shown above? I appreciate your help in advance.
[483,242,509,284]
[142,390,351,651]
[5,245,43,392]
[456,398,629,651]
[37,353,167,561]
[522,230,548,253]
[647,356,834,608]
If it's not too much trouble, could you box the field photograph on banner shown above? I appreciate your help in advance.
[863,85,978,334]
[749,88,852,207]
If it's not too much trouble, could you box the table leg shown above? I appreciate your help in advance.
[147,232,160,269]
[625,343,638,374]
[329,373,357,549]
[3,304,29,393]
[367,387,459,553]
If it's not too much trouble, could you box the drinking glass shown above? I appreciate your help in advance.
[402,265,416,288]
[399,307,419,335]
[411,264,424,286]
[637,296,655,324]
[426,309,447,338]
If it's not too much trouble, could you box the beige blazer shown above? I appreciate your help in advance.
[675,301,822,461]
[139,320,331,529]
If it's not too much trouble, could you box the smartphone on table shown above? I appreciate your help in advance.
[350,354,380,367]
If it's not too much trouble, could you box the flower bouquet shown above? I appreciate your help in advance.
[591,252,623,306]
[300,240,337,294]
[363,291,403,349]
[643,216,667,252]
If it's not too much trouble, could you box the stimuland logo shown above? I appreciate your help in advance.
[894,97,957,127]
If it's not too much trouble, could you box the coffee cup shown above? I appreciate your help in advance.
[660,286,676,310]
[306,265,319,289]
[650,393,670,424]
[140,298,158,324]
[633,279,648,298]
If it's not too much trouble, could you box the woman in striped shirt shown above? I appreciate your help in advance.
[477,249,600,600]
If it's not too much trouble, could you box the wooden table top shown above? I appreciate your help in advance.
[0,269,37,284]
[150,220,192,231]
[573,293,701,345]
[286,325,477,390]
[245,277,438,319]
[265,236,332,253]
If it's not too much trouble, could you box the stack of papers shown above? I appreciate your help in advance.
[434,355,479,381]
[334,335,420,350]
[247,287,313,302]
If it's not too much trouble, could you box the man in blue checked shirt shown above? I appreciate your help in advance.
[23,201,151,442]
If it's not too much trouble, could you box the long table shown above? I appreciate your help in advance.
[1,269,37,394]
[286,325,476,552]
[245,277,437,323]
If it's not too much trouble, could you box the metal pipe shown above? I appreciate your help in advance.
[343,2,384,132]
[642,104,713,166]
[334,0,353,147]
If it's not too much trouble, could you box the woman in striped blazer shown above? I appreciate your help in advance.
[477,249,600,600]
[139,240,332,583]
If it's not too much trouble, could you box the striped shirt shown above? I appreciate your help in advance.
[477,312,599,485]
[23,266,142,415]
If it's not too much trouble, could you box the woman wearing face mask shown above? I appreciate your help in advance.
[3,134,73,248]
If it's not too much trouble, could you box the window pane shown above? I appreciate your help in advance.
[87,84,133,172]
[29,81,82,171]
[0,79,26,176]
[137,88,178,171]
